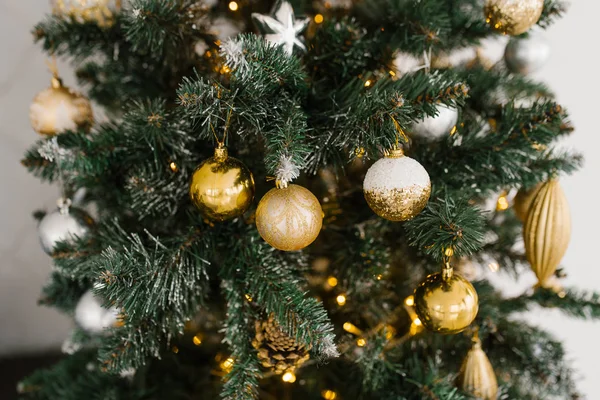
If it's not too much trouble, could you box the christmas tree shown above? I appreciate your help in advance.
[19,0,600,399]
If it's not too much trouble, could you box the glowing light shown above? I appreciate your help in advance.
[169,161,179,172]
[343,322,362,335]
[385,325,396,339]
[336,294,347,306]
[228,1,239,11]
[356,338,367,347]
[282,371,296,383]
[364,80,373,87]
[413,318,422,326]
[488,262,500,272]
[314,14,324,24]
[389,70,396,77]
[221,357,234,371]
[322,390,338,399]
[245,293,253,302]
[450,125,458,136]
[327,276,338,287]
[404,295,414,307]
[496,195,509,211]
[376,274,383,280]
[172,345,179,354]
[558,291,567,298]
[410,319,423,336]
[193,335,202,346]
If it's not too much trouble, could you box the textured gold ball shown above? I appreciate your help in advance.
[30,78,93,136]
[485,0,544,36]
[189,147,255,222]
[363,149,431,221]
[51,0,122,28]
[256,184,323,251]
[414,271,478,334]
[513,183,542,222]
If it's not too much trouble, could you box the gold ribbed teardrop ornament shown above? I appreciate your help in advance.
[456,335,498,400]
[523,180,571,286]
[513,183,542,222]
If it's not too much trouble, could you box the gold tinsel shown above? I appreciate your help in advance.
[251,314,310,374]
[523,180,571,286]
[456,336,498,400]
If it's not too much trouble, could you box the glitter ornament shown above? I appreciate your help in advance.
[505,32,551,74]
[252,0,310,55]
[51,0,122,28]
[414,266,479,334]
[30,75,93,136]
[75,290,120,334]
[256,184,323,251]
[485,0,544,36]
[523,180,571,286]
[38,199,93,255]
[411,105,458,140]
[456,335,498,400]
[363,147,431,221]
[189,144,255,222]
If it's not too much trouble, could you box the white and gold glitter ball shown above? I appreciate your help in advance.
[363,148,431,221]
[256,184,323,251]
[75,290,121,334]
[51,0,122,28]
[485,0,544,36]
[411,105,458,141]
[30,77,93,136]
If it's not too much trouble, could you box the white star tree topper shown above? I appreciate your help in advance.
[252,1,310,55]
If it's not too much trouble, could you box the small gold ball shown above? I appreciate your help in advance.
[189,148,255,221]
[484,0,544,36]
[513,183,542,222]
[414,271,478,334]
[30,80,93,136]
[256,184,323,251]
[51,0,121,28]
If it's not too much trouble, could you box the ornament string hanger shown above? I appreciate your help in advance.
[388,115,409,158]
[210,109,233,161]
[442,247,455,281]
[45,56,63,89]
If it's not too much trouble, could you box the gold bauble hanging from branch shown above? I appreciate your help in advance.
[523,180,571,285]
[456,334,498,400]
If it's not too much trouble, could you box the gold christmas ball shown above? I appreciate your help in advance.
[189,146,255,221]
[484,0,544,36]
[523,180,571,286]
[30,77,93,136]
[256,184,323,251]
[414,269,478,334]
[51,0,122,28]
[513,183,542,221]
[363,148,431,221]
[456,337,498,400]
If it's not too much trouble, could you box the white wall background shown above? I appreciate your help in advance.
[0,0,598,397]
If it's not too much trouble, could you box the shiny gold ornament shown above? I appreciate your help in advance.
[51,0,122,28]
[414,266,479,334]
[30,76,93,136]
[252,314,310,374]
[189,145,255,221]
[363,148,431,221]
[484,0,544,36]
[523,180,571,286]
[256,184,323,251]
[513,183,542,222]
[456,335,498,400]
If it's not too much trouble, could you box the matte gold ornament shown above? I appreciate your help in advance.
[189,144,255,222]
[513,183,542,222]
[256,184,323,251]
[30,76,93,136]
[51,0,122,28]
[363,147,431,221]
[252,314,310,374]
[523,180,571,285]
[414,265,479,334]
[484,0,544,36]
[456,335,498,400]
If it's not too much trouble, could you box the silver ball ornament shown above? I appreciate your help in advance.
[75,290,120,334]
[38,202,92,255]
[411,105,458,140]
[505,33,550,75]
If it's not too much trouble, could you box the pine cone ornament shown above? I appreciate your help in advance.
[251,314,310,374]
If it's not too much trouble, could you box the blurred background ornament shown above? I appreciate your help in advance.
[484,0,544,36]
[505,31,551,74]
[410,105,458,140]
[51,0,122,28]
[38,198,93,255]
[74,290,121,334]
